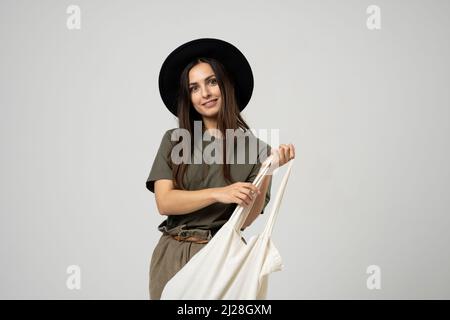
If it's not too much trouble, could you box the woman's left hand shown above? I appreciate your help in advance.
[264,143,295,175]
[275,143,295,167]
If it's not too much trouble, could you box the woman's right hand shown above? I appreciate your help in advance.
[212,182,261,207]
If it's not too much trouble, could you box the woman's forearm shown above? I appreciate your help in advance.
[157,187,220,215]
[241,175,272,229]
[157,176,271,219]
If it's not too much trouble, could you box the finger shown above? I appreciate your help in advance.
[239,183,258,195]
[242,183,261,195]
[236,192,251,206]
[283,144,290,159]
[283,146,290,161]
[241,191,254,203]
[285,145,291,160]
[286,144,293,160]
[236,190,251,201]
[278,146,287,164]
[290,144,295,159]
[239,188,254,199]
[234,196,247,207]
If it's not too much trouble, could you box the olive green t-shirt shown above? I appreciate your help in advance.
[146,128,272,233]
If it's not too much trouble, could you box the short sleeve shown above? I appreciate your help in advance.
[246,142,272,214]
[145,129,175,193]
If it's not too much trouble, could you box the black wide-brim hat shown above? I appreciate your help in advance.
[158,38,254,117]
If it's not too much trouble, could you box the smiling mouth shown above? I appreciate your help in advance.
[202,99,218,107]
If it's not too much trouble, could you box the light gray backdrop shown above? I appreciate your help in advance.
[1,0,449,299]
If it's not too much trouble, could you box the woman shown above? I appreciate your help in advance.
[146,38,295,299]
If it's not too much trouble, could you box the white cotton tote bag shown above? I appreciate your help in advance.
[161,155,294,300]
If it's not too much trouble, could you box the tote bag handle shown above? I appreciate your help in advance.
[230,154,295,234]
[261,158,294,237]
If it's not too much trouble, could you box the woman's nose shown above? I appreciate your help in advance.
[200,85,211,98]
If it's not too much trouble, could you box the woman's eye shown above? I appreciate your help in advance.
[190,79,216,92]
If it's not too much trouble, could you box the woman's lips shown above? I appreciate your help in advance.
[203,99,218,107]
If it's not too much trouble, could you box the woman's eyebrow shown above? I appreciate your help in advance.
[189,74,215,86]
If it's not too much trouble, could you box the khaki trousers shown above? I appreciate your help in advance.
[149,233,208,300]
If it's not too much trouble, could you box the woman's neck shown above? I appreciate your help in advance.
[202,117,223,139]
[202,117,218,131]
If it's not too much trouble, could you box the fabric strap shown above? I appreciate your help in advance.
[229,154,295,235]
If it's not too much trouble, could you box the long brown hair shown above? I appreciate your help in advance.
[169,57,251,189]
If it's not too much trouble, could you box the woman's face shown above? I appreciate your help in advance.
[188,62,222,119]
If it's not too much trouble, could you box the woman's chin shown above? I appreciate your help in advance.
[199,107,220,118]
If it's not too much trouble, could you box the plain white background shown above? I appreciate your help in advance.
[1,0,449,299]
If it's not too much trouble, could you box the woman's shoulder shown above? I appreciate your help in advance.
[163,127,178,137]
[154,128,179,151]
[159,128,179,143]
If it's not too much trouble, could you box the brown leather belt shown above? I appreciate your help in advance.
[171,235,210,244]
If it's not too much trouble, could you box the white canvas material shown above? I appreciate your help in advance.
[161,154,295,300]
